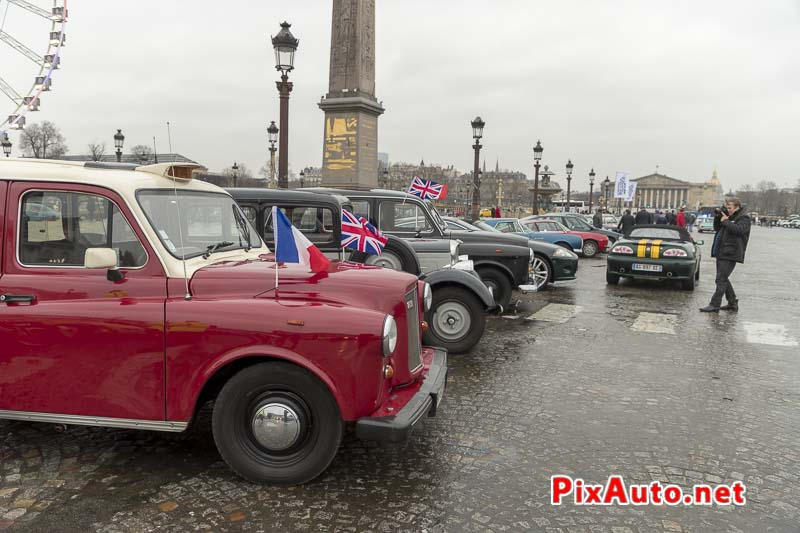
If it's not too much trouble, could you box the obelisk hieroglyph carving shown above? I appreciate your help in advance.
[319,0,384,189]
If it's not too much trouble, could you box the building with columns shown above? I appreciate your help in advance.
[632,171,723,210]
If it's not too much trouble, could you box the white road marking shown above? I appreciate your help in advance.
[526,303,583,323]
[631,312,676,334]
[742,322,798,347]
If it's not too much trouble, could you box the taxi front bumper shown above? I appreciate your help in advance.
[355,347,447,443]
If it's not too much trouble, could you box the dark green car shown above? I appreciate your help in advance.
[606,225,703,290]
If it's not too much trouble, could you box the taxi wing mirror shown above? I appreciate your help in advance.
[84,248,125,281]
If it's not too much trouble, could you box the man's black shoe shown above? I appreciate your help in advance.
[720,302,738,312]
[699,305,720,313]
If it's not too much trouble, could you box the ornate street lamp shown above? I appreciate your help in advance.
[1,132,11,157]
[588,168,596,213]
[380,169,389,189]
[532,140,543,214]
[267,120,279,188]
[603,175,611,212]
[470,116,485,220]
[113,129,125,163]
[272,21,299,190]
[565,159,574,212]
[232,162,239,188]
[299,170,305,188]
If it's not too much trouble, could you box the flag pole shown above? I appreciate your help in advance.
[272,206,279,293]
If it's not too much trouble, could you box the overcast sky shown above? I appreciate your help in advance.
[3,0,799,190]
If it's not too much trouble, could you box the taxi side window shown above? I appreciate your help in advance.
[378,201,432,233]
[264,206,336,245]
[19,191,147,268]
[240,206,257,226]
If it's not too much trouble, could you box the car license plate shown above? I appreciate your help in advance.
[633,263,662,272]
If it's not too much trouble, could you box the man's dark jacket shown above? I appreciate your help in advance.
[617,213,635,235]
[635,209,652,225]
[592,212,602,228]
[712,209,751,263]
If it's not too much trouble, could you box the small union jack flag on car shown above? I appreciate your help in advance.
[407,176,448,200]
[341,209,388,256]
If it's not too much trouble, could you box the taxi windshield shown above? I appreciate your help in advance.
[137,190,262,259]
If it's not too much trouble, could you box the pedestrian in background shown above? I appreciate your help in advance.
[593,209,603,229]
[655,210,668,224]
[666,210,677,225]
[635,207,652,225]
[617,209,635,235]
[700,197,751,313]
[686,211,696,232]
[676,208,686,228]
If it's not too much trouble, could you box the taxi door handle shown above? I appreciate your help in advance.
[0,293,36,304]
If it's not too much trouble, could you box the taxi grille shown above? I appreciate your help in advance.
[406,287,422,371]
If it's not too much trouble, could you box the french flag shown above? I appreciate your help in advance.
[272,206,331,273]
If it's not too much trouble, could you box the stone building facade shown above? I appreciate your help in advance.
[632,171,723,210]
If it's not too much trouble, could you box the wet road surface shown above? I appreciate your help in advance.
[1,226,799,532]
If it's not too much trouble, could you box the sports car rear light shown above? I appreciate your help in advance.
[612,245,634,254]
[663,249,688,257]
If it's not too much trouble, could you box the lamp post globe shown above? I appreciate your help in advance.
[1,133,11,157]
[272,22,299,189]
[267,121,279,144]
[470,117,485,220]
[113,129,125,163]
[588,167,596,213]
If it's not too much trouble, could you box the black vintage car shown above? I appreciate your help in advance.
[228,188,495,354]
[308,188,540,307]
[606,225,703,290]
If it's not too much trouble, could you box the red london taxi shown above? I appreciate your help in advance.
[0,159,447,484]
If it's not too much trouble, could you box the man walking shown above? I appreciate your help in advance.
[700,197,751,313]
[635,207,652,225]
[617,209,635,236]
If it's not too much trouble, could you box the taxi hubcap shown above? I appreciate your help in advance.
[434,302,471,340]
[251,402,302,451]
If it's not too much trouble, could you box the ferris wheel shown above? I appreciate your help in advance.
[0,0,67,141]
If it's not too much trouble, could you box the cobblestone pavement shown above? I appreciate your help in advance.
[2,227,799,532]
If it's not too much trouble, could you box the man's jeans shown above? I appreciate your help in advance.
[710,259,737,307]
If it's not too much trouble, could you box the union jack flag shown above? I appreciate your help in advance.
[341,209,388,255]
[408,176,448,200]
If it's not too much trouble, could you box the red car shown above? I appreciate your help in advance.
[520,217,609,257]
[0,159,446,485]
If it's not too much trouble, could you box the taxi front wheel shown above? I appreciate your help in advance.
[212,362,343,485]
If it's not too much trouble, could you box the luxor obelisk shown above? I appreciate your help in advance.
[319,0,384,189]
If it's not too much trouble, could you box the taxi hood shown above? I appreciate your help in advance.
[189,258,420,315]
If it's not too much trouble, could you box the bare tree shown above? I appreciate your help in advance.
[87,142,106,161]
[222,163,258,187]
[130,144,154,163]
[18,121,68,159]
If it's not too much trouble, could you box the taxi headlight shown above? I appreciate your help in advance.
[382,315,398,357]
[423,282,433,311]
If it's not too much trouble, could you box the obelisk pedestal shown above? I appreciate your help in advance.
[319,0,384,189]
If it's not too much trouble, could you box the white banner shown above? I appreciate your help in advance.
[614,171,629,199]
[626,181,638,202]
